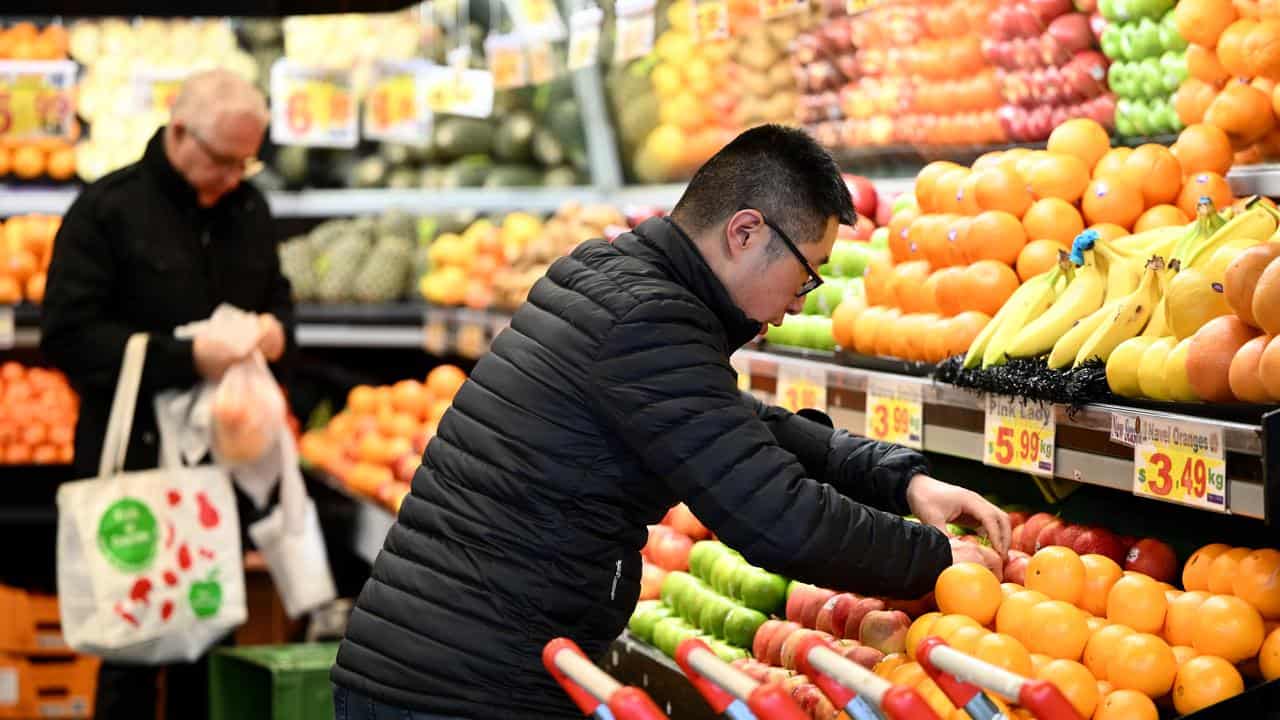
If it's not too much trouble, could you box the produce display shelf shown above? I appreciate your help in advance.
[307,469,394,566]
[1226,163,1280,198]
[733,348,1275,522]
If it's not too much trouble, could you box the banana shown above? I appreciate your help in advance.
[982,266,1066,368]
[1098,248,1142,303]
[964,267,1058,369]
[1005,252,1105,359]
[1109,224,1187,259]
[1075,256,1164,367]
[1048,299,1118,369]
[1183,202,1276,270]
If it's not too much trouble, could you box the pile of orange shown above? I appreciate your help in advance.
[0,362,77,466]
[298,364,468,512]
[1174,0,1280,164]
[0,140,78,183]
[0,22,68,60]
[0,215,59,305]
[829,118,1241,362]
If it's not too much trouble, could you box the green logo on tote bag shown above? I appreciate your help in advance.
[96,498,158,572]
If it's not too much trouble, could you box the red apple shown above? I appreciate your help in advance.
[411,430,432,455]
[1010,524,1027,554]
[859,610,910,655]
[842,597,886,640]
[646,527,693,571]
[852,214,875,241]
[1034,519,1066,552]
[786,584,815,624]
[782,629,833,670]
[850,645,885,670]
[640,561,667,600]
[1005,551,1031,585]
[664,503,711,541]
[884,592,936,618]
[816,593,861,637]
[1124,538,1178,584]
[1019,513,1057,553]
[1058,524,1088,551]
[1074,527,1127,566]
[1008,511,1029,529]
[844,175,878,219]
[763,621,802,666]
[1030,0,1073,23]
[753,620,786,662]
[1048,13,1093,54]
[799,588,837,630]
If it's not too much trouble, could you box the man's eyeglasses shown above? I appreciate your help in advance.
[756,211,824,297]
[187,126,263,178]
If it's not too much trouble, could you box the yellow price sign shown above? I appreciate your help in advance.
[776,363,826,414]
[983,395,1055,477]
[528,41,556,84]
[0,61,77,140]
[865,379,922,449]
[1132,418,1228,513]
[150,79,182,115]
[489,47,527,89]
[367,74,416,133]
[425,74,474,112]
[692,0,729,40]
[269,60,358,147]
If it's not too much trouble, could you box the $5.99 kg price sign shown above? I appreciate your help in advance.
[984,394,1055,477]
[269,59,358,148]
[1133,417,1228,513]
[775,363,826,414]
[0,61,78,140]
[864,378,923,450]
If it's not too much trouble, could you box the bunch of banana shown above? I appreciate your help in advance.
[964,263,1068,369]
[1073,255,1165,366]
[1005,246,1105,360]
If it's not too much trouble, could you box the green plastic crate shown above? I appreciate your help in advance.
[209,643,338,720]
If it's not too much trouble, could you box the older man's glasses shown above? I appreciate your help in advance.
[188,127,263,178]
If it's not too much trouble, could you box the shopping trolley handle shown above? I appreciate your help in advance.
[676,638,809,720]
[543,638,668,720]
[792,634,941,720]
[916,637,1082,720]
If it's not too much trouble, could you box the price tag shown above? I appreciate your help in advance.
[0,60,77,140]
[269,60,357,148]
[0,307,13,351]
[865,378,923,449]
[568,6,604,70]
[485,33,528,90]
[615,0,656,63]
[363,59,432,145]
[505,0,569,41]
[760,0,808,20]
[422,64,495,119]
[983,395,1055,477]
[692,0,729,41]
[1133,417,1228,513]
[527,40,557,84]
[422,310,451,356]
[1110,413,1139,447]
[776,363,826,413]
[130,67,187,118]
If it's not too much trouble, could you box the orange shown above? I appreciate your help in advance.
[1025,153,1091,203]
[972,166,1032,217]
[45,146,74,181]
[1260,626,1280,680]
[1177,171,1235,217]
[996,589,1050,640]
[962,210,1026,265]
[1001,582,1024,598]
[1014,150,1051,181]
[1036,659,1099,719]
[1173,655,1245,714]
[863,253,896,307]
[946,625,987,655]
[973,632,1033,676]
[1094,689,1159,720]
[1122,145,1184,207]
[931,267,968,317]
[892,261,934,313]
[1024,601,1089,660]
[1086,616,1107,634]
[1092,147,1132,180]
[390,380,430,418]
[1107,575,1169,634]
[888,207,922,264]
[955,173,984,216]
[1080,554,1124,618]
[426,365,467,400]
[1193,594,1265,662]
[874,653,909,678]
[1171,645,1199,667]
[1208,546,1254,594]
[1175,79,1219,126]
[915,678,957,718]
[347,385,379,415]
[1087,223,1129,244]
[944,311,991,356]
[1108,633,1177,698]
[930,614,982,650]
[921,215,966,268]
[10,146,44,180]
[1026,546,1086,606]
[916,161,964,213]
[905,612,942,660]
[428,399,452,424]
[831,300,863,350]
[1082,178,1145,229]
[1183,543,1233,590]
[1015,239,1066,283]
[1174,123,1235,176]
[1219,19,1258,76]
[1164,591,1211,646]
[1084,624,1136,681]
[887,661,927,688]
[1134,204,1191,232]
[1022,198,1085,250]
[1029,653,1051,676]
[1187,43,1232,86]
[935,562,1003,626]
[934,168,970,214]
[1205,80,1275,146]
[1046,118,1111,171]
[1176,0,1240,47]
[1233,548,1280,619]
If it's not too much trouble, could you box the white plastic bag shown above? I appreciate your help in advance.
[57,334,247,664]
[211,354,285,466]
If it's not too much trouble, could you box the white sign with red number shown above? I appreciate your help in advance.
[131,67,189,119]
[1133,417,1228,513]
[0,60,77,141]
[983,394,1055,477]
[776,363,827,414]
[269,59,358,148]
[362,59,431,145]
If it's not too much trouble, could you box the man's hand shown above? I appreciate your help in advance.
[950,538,1004,580]
[907,474,1012,557]
[257,313,285,362]
[193,335,245,380]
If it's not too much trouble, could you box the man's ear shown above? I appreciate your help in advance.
[724,210,765,261]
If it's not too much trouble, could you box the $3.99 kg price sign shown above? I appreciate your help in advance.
[1133,417,1228,513]
[984,394,1055,477]
[0,61,78,140]
[775,363,826,414]
[864,378,922,449]
[269,59,357,148]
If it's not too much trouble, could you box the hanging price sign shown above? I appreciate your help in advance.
[760,0,808,20]
[131,67,187,118]
[0,61,77,140]
[865,378,923,449]
[422,64,495,119]
[505,0,568,41]
[363,59,431,145]
[984,395,1055,477]
[527,40,557,84]
[567,6,603,70]
[692,0,729,41]
[485,33,528,90]
[269,60,357,148]
[776,363,826,414]
[1133,417,1228,513]
[615,0,656,63]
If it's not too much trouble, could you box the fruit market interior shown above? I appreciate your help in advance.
[0,0,1279,718]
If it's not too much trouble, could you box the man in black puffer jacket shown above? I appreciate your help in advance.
[332,125,1010,719]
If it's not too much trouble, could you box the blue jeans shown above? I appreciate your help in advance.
[332,685,469,720]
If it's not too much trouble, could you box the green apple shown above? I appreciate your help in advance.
[832,241,871,278]
[661,572,695,615]
[708,553,744,596]
[869,227,889,250]
[1129,98,1154,135]
[688,540,729,581]
[1158,11,1187,51]
[723,606,769,649]
[1160,51,1187,93]
[1136,58,1164,99]
[1115,99,1138,136]
[652,616,690,656]
[1132,18,1163,59]
[815,280,848,317]
[698,595,737,638]
[1098,0,1117,21]
[669,624,702,658]
[738,568,789,616]
[680,580,713,623]
[1112,0,1134,21]
[710,639,750,663]
[1100,24,1125,60]
[629,601,673,643]
[806,317,836,351]
[802,291,822,316]
[1107,61,1131,97]
[891,193,917,215]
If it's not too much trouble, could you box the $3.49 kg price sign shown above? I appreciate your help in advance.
[269,60,358,148]
[864,378,923,449]
[1133,417,1228,513]
[0,60,78,140]
[775,363,826,414]
[984,394,1055,477]
[363,60,430,144]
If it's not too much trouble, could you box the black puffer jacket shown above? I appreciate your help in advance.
[332,217,951,718]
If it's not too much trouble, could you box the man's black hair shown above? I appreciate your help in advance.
[670,124,855,250]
